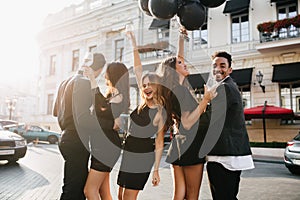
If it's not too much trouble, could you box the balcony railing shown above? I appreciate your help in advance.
[257,15,300,43]
[259,27,300,43]
[137,40,176,60]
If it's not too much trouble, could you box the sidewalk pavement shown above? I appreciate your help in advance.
[5,144,285,200]
[110,147,286,200]
[251,147,285,164]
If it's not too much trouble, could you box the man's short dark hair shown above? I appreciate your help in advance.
[211,51,232,68]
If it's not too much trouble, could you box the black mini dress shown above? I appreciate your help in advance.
[117,106,158,190]
[90,88,122,172]
[166,85,209,166]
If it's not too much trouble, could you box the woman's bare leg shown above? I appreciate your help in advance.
[171,165,186,200]
[182,163,204,200]
[123,188,139,200]
[118,186,124,200]
[84,169,110,200]
[99,173,112,200]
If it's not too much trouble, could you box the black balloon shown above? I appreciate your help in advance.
[200,0,226,8]
[177,1,206,31]
[138,0,152,16]
[149,0,178,20]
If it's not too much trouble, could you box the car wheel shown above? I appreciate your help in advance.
[48,135,58,144]
[287,166,300,175]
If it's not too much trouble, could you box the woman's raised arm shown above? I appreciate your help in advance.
[177,27,187,60]
[127,31,143,89]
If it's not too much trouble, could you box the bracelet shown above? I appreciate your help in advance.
[179,29,187,35]
[179,31,189,41]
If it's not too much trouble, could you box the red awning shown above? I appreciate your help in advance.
[244,105,294,120]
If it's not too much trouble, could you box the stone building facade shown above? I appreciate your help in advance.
[37,0,300,142]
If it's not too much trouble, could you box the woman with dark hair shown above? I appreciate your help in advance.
[117,31,168,200]
[157,28,217,199]
[84,62,130,200]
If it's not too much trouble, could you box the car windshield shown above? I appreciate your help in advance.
[40,126,50,131]
[294,133,300,141]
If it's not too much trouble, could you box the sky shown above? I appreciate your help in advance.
[0,0,84,86]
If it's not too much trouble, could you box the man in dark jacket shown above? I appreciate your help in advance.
[206,51,254,200]
[53,53,106,200]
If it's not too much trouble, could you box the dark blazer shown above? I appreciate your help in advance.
[53,70,97,146]
[208,76,252,156]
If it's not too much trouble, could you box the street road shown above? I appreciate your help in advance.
[0,143,300,200]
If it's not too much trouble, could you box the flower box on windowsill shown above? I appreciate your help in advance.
[257,21,275,33]
[257,14,300,33]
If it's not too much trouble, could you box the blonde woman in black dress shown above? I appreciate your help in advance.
[117,31,170,200]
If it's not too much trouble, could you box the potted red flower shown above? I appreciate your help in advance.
[291,15,300,28]
[257,21,275,33]
[274,18,292,30]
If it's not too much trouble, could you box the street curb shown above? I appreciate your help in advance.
[251,147,285,164]
[253,158,284,164]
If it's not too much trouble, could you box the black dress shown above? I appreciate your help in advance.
[166,85,209,166]
[117,106,158,190]
[90,88,122,172]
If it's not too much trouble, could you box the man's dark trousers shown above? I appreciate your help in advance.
[58,132,90,200]
[207,162,242,200]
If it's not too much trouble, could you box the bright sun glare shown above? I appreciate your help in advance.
[0,0,83,86]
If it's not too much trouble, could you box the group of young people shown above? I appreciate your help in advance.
[53,27,254,200]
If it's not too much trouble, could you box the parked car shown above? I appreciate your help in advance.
[6,124,61,144]
[0,125,27,163]
[0,119,18,127]
[284,131,300,175]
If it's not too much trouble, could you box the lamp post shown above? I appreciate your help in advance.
[256,70,265,93]
[262,101,267,143]
[6,98,17,120]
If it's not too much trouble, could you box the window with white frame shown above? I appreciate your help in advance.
[280,83,300,112]
[72,49,79,71]
[281,95,286,107]
[277,1,298,37]
[192,24,208,49]
[296,96,300,112]
[277,2,297,20]
[89,45,97,53]
[49,55,56,76]
[157,28,169,41]
[242,91,251,109]
[47,94,54,115]
[200,24,208,44]
[280,85,300,124]
[231,13,249,43]
[115,39,124,62]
